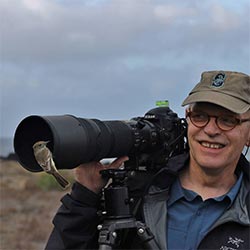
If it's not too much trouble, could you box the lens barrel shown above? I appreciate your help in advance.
[14,115,135,172]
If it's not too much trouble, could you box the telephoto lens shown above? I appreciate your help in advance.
[14,106,187,172]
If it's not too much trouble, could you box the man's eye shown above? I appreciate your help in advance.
[192,113,207,121]
[219,117,237,126]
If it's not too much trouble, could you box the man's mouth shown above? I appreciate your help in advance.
[200,142,225,149]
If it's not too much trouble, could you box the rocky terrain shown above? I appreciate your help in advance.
[0,159,72,250]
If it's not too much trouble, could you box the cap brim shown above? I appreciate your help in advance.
[182,91,250,114]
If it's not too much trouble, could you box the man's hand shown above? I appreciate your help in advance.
[74,156,129,193]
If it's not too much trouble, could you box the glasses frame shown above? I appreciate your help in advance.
[186,111,250,131]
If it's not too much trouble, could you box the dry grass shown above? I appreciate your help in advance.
[0,160,73,250]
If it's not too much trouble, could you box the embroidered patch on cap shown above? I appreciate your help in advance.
[212,72,226,87]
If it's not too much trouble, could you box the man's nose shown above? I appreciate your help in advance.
[203,117,221,134]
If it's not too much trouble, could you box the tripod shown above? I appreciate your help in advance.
[98,169,160,250]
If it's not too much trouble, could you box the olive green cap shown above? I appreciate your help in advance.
[182,71,250,114]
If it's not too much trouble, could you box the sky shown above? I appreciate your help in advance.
[1,0,250,139]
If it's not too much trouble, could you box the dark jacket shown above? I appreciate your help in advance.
[45,153,250,250]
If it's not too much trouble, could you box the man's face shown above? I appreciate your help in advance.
[186,103,250,173]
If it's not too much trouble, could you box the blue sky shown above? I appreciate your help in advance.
[1,0,250,138]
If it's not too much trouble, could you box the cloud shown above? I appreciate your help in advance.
[154,4,197,24]
[21,0,50,13]
[1,0,249,64]
[1,0,250,137]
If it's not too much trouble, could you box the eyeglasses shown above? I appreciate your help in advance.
[186,111,250,131]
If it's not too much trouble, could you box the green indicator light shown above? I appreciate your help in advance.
[156,100,169,107]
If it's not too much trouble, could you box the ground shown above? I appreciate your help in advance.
[0,159,72,250]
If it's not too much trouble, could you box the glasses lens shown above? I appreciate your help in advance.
[187,111,239,131]
[188,112,208,128]
[217,116,238,130]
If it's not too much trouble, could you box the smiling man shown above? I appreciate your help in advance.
[46,71,250,250]
[182,72,250,182]
[168,71,250,249]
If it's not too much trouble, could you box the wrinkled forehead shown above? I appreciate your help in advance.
[187,102,237,116]
[189,103,250,120]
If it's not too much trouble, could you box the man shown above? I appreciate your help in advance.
[46,71,250,250]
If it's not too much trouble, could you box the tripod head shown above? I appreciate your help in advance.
[98,168,160,250]
[100,169,133,219]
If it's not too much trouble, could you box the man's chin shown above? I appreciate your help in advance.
[194,157,226,174]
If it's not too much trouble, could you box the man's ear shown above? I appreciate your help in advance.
[246,110,250,147]
[246,132,250,147]
[185,107,191,117]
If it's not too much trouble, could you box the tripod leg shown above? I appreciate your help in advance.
[136,222,161,249]
[98,224,117,250]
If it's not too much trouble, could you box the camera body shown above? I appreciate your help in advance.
[14,106,187,172]
[125,107,187,171]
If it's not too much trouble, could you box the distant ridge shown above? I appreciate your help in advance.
[0,153,18,161]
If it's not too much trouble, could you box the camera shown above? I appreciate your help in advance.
[14,106,187,173]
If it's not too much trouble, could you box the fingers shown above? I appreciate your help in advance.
[73,156,129,193]
[109,156,129,169]
[75,156,129,173]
